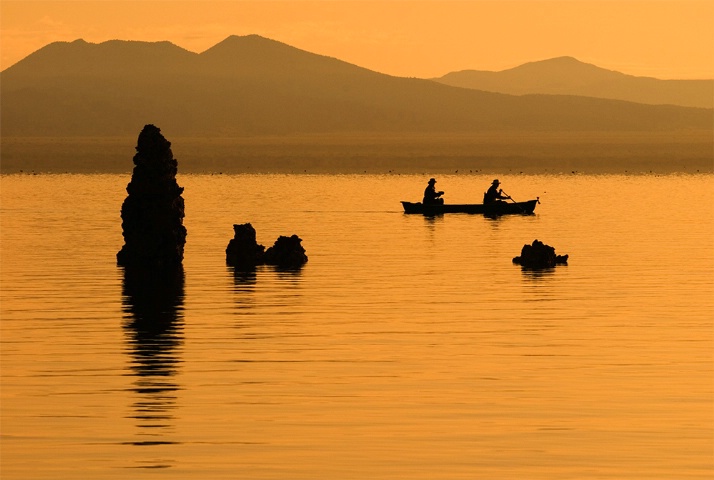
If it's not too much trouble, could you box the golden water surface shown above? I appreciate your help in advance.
[1,173,712,479]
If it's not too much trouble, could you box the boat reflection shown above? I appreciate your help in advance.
[121,266,184,452]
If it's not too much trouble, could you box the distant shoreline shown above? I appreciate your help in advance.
[2,132,712,175]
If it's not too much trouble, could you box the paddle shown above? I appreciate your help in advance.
[499,189,527,213]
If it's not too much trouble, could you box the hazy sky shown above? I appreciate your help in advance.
[2,1,713,79]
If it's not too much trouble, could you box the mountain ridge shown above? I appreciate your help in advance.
[435,57,713,108]
[1,35,711,137]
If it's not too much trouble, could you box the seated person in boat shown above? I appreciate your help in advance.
[423,178,444,205]
[483,179,510,204]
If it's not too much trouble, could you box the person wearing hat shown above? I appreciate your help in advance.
[422,178,445,205]
[483,179,510,204]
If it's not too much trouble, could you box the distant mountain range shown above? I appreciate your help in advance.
[1,35,711,137]
[434,57,713,109]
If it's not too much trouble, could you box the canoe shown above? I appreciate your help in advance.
[401,199,538,215]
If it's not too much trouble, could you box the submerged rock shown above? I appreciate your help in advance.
[117,124,186,268]
[226,223,265,270]
[512,239,568,269]
[264,235,308,269]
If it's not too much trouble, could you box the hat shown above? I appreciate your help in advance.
[428,178,437,184]
[492,179,500,185]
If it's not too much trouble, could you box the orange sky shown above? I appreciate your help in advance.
[1,1,713,79]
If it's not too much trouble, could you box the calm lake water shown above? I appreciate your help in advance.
[1,173,712,479]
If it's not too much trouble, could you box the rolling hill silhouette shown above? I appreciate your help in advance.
[435,57,713,109]
[1,35,711,137]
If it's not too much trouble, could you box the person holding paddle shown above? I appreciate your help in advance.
[423,178,445,205]
[483,179,511,204]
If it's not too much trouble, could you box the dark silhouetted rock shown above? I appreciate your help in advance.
[512,239,568,269]
[263,235,308,269]
[117,124,186,268]
[225,224,307,271]
[226,223,265,270]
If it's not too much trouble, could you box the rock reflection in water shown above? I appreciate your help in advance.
[228,263,304,293]
[121,266,184,449]
[228,266,258,294]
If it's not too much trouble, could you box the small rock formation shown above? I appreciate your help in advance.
[226,223,265,270]
[512,239,568,269]
[264,235,308,269]
[117,124,186,268]
[226,225,307,270]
